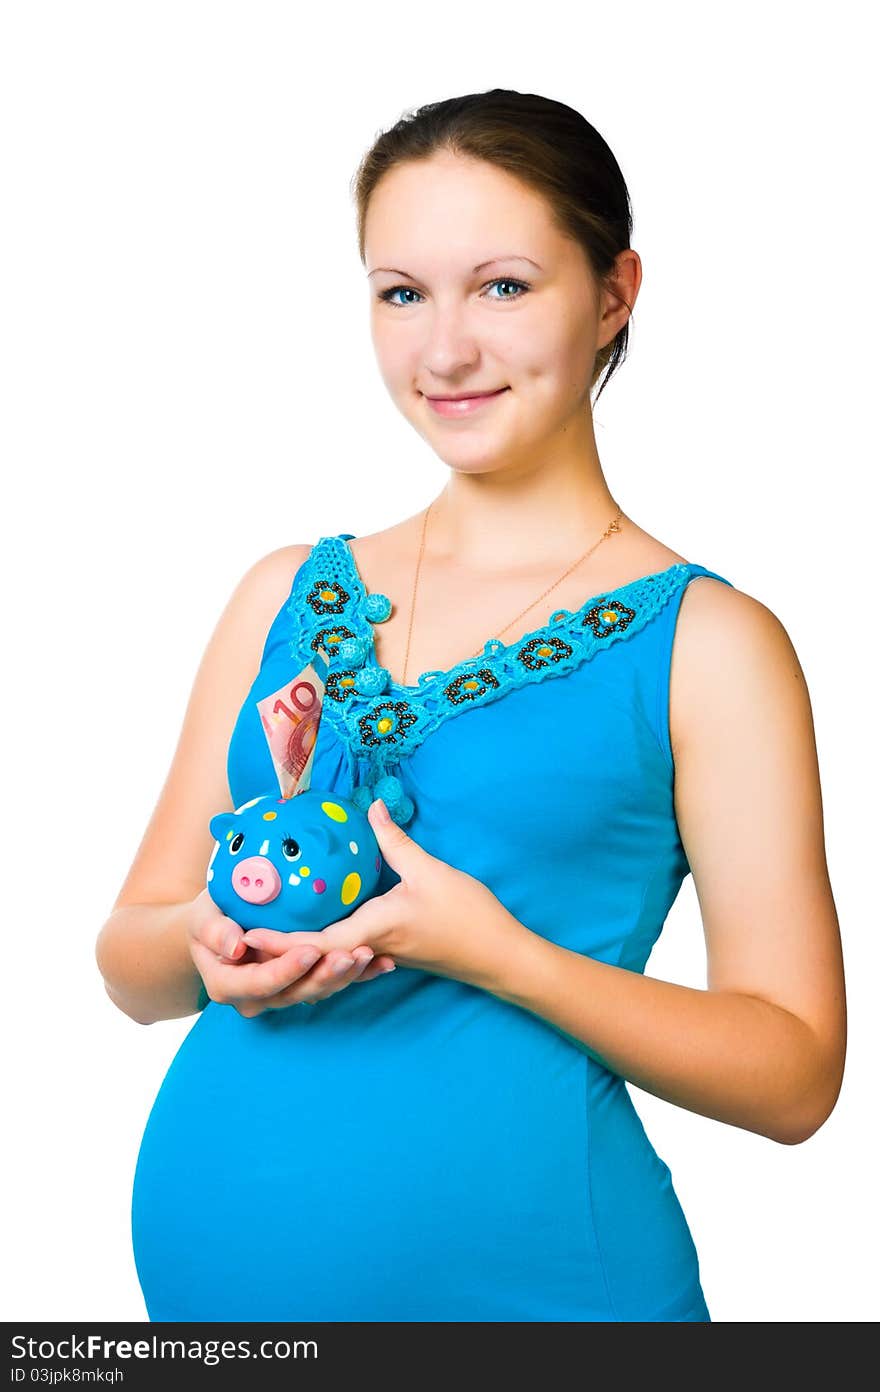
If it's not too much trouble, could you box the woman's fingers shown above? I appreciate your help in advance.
[191,937,324,1004]
[192,930,396,1017]
[189,892,323,964]
[301,948,369,995]
[218,938,247,963]
[263,948,400,1011]
[218,948,363,1016]
[351,953,397,981]
[189,889,247,959]
[259,947,375,1011]
[239,927,327,958]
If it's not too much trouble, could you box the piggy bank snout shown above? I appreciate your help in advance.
[230,855,282,905]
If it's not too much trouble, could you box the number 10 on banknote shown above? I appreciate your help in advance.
[254,647,330,801]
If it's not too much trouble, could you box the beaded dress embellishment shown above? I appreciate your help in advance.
[287,533,697,827]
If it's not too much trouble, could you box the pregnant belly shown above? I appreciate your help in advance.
[131,977,706,1322]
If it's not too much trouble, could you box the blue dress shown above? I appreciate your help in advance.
[131,532,734,1322]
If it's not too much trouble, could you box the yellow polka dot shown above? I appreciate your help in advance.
[300,866,310,877]
[321,801,348,823]
[341,872,361,906]
[225,829,235,841]
[262,810,277,820]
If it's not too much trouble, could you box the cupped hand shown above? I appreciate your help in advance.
[244,799,524,990]
[187,888,396,1017]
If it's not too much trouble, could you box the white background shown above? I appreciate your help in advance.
[2,0,876,1324]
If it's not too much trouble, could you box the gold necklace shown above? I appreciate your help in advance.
[401,499,624,686]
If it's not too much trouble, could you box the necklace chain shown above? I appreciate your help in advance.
[401,498,624,687]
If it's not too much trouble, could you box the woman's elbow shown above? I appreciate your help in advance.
[101,978,155,1026]
[95,920,148,1024]
[773,1046,846,1146]
[774,1112,829,1146]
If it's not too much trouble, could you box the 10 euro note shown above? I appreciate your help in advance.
[255,647,330,800]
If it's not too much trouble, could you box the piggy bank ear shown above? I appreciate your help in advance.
[255,646,331,800]
[309,819,334,855]
[209,811,236,842]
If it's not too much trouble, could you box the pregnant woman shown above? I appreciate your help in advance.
[96,88,846,1322]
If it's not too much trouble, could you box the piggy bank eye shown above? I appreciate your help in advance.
[229,832,245,854]
[281,836,302,862]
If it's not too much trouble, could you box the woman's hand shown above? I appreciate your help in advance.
[241,799,530,991]
[186,888,396,1017]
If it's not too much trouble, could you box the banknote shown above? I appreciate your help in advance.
[255,647,329,800]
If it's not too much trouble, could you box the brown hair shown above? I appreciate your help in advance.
[351,88,635,406]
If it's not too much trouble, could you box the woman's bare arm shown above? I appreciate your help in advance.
[95,544,312,1024]
[479,578,846,1144]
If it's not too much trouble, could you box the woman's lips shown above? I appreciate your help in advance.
[425,387,509,417]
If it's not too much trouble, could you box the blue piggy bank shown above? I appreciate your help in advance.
[207,789,384,932]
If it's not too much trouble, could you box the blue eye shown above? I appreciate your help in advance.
[377,277,530,308]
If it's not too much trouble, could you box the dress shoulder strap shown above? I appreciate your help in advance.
[683,562,734,588]
[648,560,735,772]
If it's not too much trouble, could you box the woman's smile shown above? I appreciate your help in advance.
[424,386,510,418]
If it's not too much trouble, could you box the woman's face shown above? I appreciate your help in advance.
[364,151,635,475]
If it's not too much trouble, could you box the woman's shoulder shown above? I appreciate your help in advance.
[247,541,315,590]
[227,543,317,648]
[671,565,805,759]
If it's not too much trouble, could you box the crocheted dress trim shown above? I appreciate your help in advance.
[284,533,704,825]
